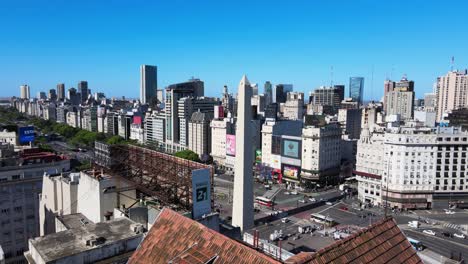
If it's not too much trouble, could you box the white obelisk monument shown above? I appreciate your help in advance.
[231,75,254,232]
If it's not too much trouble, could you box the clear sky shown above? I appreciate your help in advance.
[1,0,467,100]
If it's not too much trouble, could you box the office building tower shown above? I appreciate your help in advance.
[78,81,88,102]
[309,86,342,113]
[140,65,158,105]
[385,76,415,120]
[164,78,204,145]
[349,77,364,105]
[188,111,213,156]
[221,85,234,114]
[273,84,293,104]
[264,81,273,105]
[57,83,65,101]
[383,80,396,111]
[20,85,30,99]
[48,89,57,101]
[232,75,254,232]
[436,69,468,121]
[334,85,345,102]
[67,88,80,105]
[37,92,47,100]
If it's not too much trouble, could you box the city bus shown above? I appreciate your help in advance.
[407,237,424,251]
[255,196,274,207]
[310,213,336,227]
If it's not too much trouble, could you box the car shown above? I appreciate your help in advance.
[454,233,466,239]
[298,199,307,203]
[284,191,290,195]
[423,230,436,236]
[281,218,289,223]
[290,191,298,195]
[340,206,348,211]
[264,185,271,190]
[445,210,455,215]
[309,198,316,202]
[442,232,452,237]
[325,201,333,206]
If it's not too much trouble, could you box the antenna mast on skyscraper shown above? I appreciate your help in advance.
[451,56,455,72]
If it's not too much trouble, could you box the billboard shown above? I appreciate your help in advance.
[255,149,262,164]
[192,168,211,219]
[133,115,142,125]
[283,165,300,179]
[18,126,35,144]
[226,134,236,156]
[282,139,300,159]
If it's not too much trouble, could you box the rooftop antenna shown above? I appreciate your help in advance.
[451,56,455,72]
[330,66,334,87]
[371,65,374,101]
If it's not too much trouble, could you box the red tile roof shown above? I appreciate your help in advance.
[285,217,422,264]
[128,208,280,264]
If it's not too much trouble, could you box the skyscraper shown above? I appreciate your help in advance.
[333,84,345,102]
[385,76,415,120]
[264,81,273,105]
[436,70,468,121]
[57,83,65,101]
[349,77,364,105]
[140,65,158,105]
[78,81,88,102]
[232,75,254,232]
[273,84,293,103]
[383,80,396,111]
[48,89,57,101]
[20,84,30,99]
[165,78,204,145]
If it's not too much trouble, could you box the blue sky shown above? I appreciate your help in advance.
[1,1,467,100]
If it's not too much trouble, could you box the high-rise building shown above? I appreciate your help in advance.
[338,108,362,139]
[48,89,57,101]
[385,76,415,120]
[164,78,204,144]
[273,84,293,104]
[140,65,158,105]
[37,92,47,100]
[67,88,80,105]
[78,81,88,102]
[264,81,273,105]
[309,86,342,113]
[221,85,234,114]
[436,70,468,121]
[188,111,213,156]
[57,83,65,101]
[333,85,345,102]
[383,80,396,111]
[20,84,30,99]
[282,92,304,120]
[232,75,254,232]
[349,77,364,105]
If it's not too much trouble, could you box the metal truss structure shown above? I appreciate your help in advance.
[94,143,213,212]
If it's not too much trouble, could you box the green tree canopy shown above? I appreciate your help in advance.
[174,149,200,162]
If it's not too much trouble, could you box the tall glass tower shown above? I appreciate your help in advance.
[349,77,364,105]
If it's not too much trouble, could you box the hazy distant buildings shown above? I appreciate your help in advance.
[56,83,65,101]
[20,85,30,99]
[140,65,158,105]
[436,70,468,121]
[349,77,364,105]
[309,86,342,113]
[48,89,57,101]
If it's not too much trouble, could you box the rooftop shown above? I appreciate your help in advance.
[56,213,92,230]
[284,217,422,264]
[128,208,280,264]
[27,217,143,263]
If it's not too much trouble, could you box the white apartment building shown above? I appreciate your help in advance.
[130,124,144,143]
[0,130,16,146]
[282,92,304,121]
[210,116,235,168]
[385,90,414,120]
[436,70,468,121]
[300,124,342,186]
[144,111,166,146]
[188,111,212,156]
[356,125,468,209]
[66,111,78,128]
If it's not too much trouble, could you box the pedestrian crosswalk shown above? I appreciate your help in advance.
[443,222,462,230]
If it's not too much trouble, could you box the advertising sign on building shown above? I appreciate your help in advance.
[192,168,211,219]
[226,134,236,156]
[18,126,35,144]
[283,165,300,179]
[282,139,300,159]
[255,149,262,164]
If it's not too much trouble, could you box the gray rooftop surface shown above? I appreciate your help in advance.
[29,217,141,262]
[56,213,93,230]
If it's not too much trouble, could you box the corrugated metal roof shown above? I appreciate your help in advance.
[128,208,280,264]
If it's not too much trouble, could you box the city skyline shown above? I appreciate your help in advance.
[1,1,468,99]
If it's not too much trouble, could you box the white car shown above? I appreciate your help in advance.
[298,199,307,203]
[454,233,466,239]
[309,198,316,202]
[284,191,290,195]
[445,210,455,215]
[281,218,289,223]
[325,201,333,206]
[290,191,298,195]
[423,230,436,236]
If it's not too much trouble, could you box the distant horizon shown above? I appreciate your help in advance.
[1,1,467,100]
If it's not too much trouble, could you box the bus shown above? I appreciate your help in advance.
[310,213,336,227]
[407,237,424,251]
[255,196,274,207]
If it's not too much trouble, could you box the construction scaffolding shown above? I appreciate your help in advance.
[94,143,214,212]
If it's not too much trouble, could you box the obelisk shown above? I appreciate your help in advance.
[231,75,254,232]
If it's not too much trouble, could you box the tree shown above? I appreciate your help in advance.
[174,149,200,162]
[106,135,125,145]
